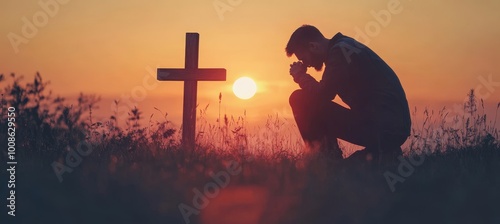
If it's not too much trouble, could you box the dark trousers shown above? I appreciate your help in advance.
[289,90,406,157]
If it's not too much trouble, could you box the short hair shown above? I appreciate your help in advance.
[285,25,325,57]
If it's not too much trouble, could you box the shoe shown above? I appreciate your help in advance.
[346,146,402,166]
[346,148,376,164]
[319,137,343,161]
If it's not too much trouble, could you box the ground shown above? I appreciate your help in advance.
[5,144,499,224]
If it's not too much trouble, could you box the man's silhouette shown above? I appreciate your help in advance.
[286,25,411,163]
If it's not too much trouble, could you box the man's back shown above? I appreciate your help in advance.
[327,33,411,137]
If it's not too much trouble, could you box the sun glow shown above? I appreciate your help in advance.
[233,77,257,100]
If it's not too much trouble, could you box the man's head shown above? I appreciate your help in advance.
[286,25,330,71]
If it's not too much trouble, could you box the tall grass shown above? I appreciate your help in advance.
[1,73,499,224]
[407,89,499,155]
[3,73,496,161]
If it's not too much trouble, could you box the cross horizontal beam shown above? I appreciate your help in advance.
[157,68,226,81]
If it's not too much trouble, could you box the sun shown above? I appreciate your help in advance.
[233,77,257,100]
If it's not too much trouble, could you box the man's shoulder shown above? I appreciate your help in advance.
[330,33,362,50]
[326,34,364,64]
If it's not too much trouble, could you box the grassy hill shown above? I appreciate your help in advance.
[1,73,499,224]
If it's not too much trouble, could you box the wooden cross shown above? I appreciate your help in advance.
[157,33,226,150]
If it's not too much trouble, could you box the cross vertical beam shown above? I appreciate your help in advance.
[157,33,226,151]
[183,33,199,150]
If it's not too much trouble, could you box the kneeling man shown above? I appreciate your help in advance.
[286,25,411,163]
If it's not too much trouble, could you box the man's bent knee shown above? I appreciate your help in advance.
[289,89,305,108]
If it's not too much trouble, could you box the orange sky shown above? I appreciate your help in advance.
[1,0,500,130]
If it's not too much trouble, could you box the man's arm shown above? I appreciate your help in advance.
[292,45,350,101]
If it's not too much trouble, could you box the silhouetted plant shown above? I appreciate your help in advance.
[2,72,499,224]
[408,88,499,153]
[0,73,102,159]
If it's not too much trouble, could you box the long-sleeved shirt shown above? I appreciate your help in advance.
[293,32,411,137]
